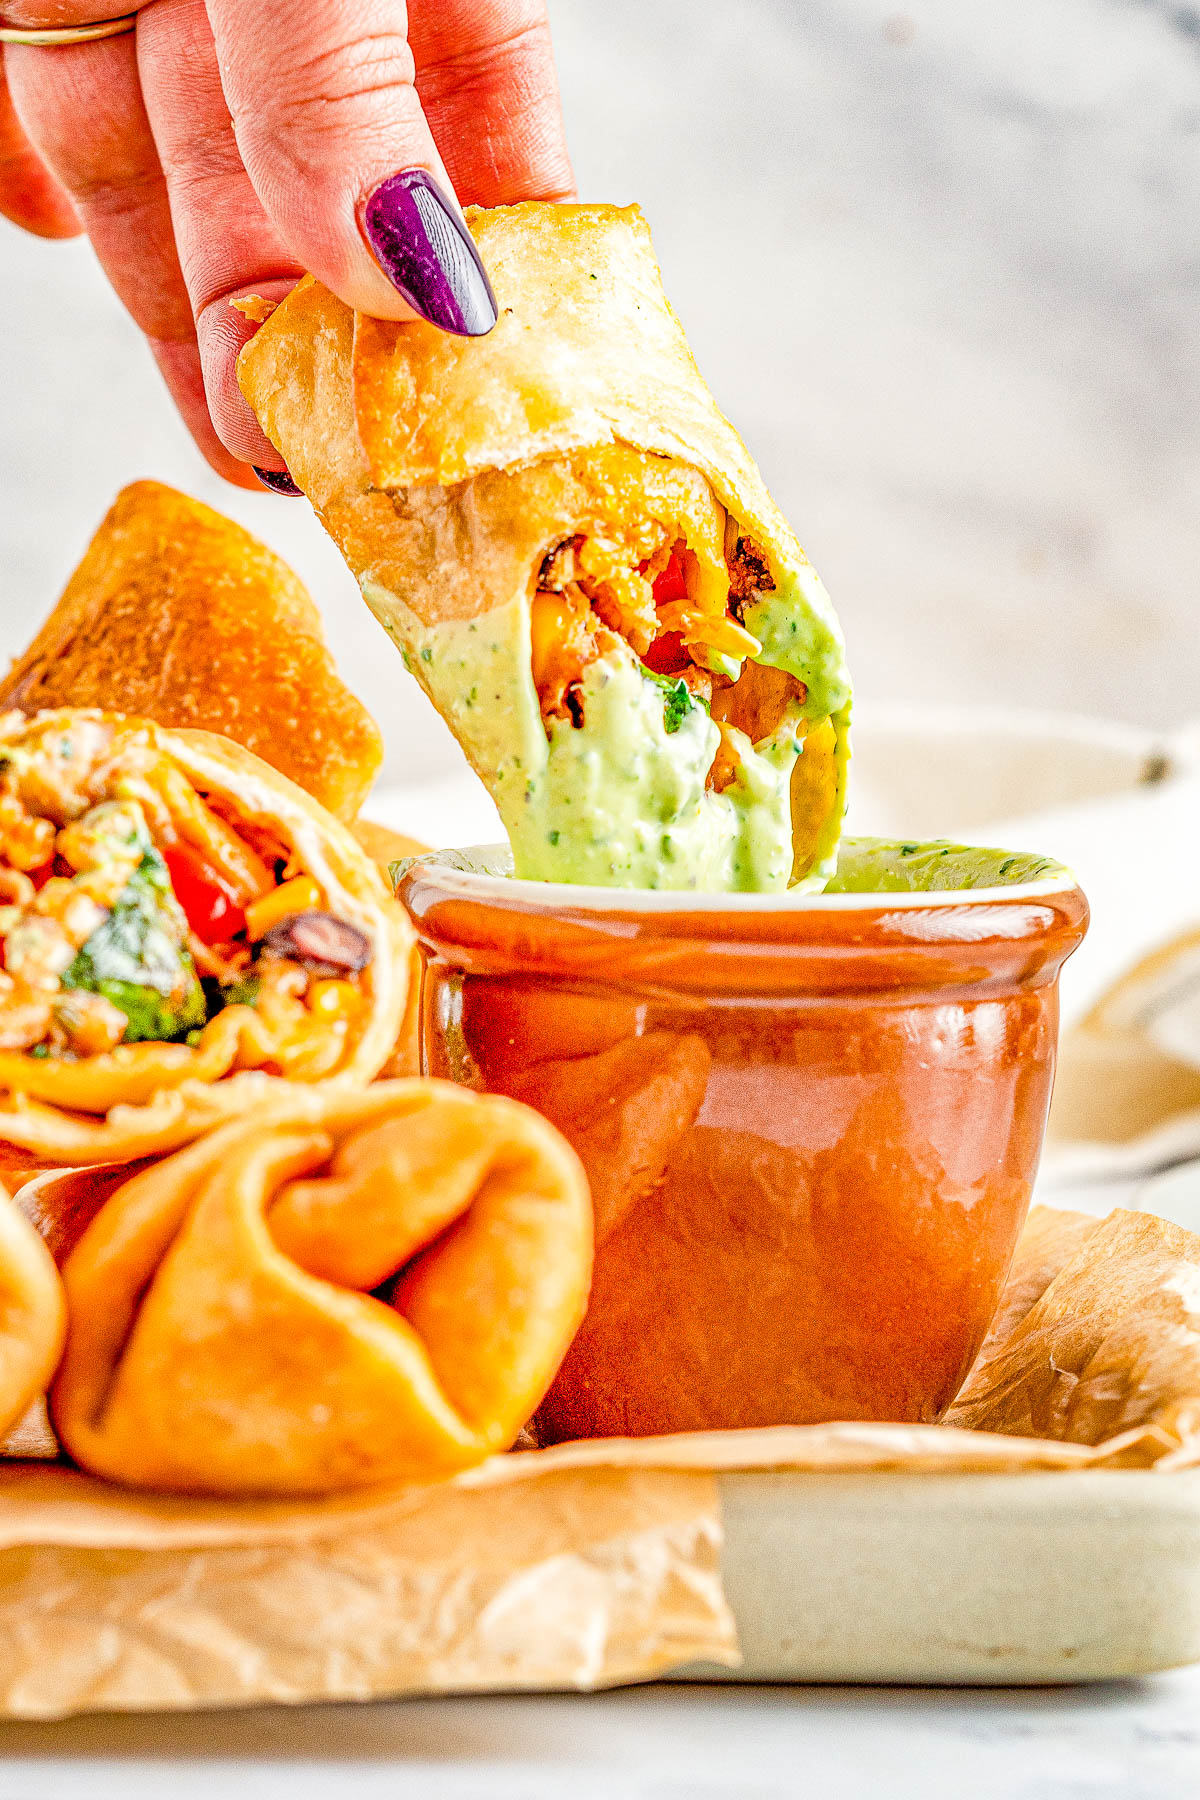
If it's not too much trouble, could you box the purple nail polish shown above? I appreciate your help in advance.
[362,170,497,337]
[253,466,303,496]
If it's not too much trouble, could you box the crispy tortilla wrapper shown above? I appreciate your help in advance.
[0,1202,1194,1713]
[238,203,851,891]
[0,711,410,1166]
[350,818,426,1075]
[0,482,382,822]
[16,1162,154,1267]
[51,1081,593,1494]
[349,818,427,871]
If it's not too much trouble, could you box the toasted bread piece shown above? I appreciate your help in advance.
[0,481,382,821]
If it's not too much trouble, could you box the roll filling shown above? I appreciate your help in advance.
[0,711,409,1163]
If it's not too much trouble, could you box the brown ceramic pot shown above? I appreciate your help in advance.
[399,848,1088,1441]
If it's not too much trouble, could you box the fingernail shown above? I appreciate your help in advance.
[362,170,497,337]
[253,465,302,496]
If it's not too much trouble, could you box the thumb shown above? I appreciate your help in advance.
[203,0,497,333]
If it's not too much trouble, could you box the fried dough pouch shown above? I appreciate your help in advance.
[239,202,851,892]
[0,710,409,1167]
[0,482,382,822]
[0,1185,66,1436]
[51,1082,592,1494]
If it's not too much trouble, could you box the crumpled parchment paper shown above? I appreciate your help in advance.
[0,1201,1195,1718]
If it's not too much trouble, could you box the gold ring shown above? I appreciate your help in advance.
[0,13,135,44]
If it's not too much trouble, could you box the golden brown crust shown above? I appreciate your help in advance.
[0,482,382,822]
[236,208,826,631]
[0,711,412,1165]
[50,1082,592,1495]
[350,819,427,1076]
[346,204,792,536]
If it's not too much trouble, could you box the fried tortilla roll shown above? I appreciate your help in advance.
[349,819,428,1077]
[0,1186,66,1436]
[0,482,382,821]
[51,1082,592,1494]
[239,202,852,892]
[0,710,409,1167]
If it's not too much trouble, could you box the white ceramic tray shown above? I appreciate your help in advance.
[688,1469,1200,1685]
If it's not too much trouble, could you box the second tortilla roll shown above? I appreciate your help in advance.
[51,1081,592,1495]
[0,710,410,1167]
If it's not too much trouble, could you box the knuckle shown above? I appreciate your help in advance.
[68,160,163,223]
[244,28,419,174]
[164,119,244,201]
[418,17,555,108]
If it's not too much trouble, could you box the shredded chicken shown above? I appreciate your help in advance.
[538,537,583,591]
[531,509,795,805]
[726,534,776,607]
[0,976,52,1051]
[0,793,55,872]
[707,724,743,794]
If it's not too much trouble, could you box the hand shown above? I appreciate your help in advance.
[1,2,574,487]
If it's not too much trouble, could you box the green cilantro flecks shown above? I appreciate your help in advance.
[62,846,206,1043]
[643,669,705,735]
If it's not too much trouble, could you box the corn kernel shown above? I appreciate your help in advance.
[245,875,322,942]
[697,614,762,660]
[654,602,762,662]
[307,979,361,1022]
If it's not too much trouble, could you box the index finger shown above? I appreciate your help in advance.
[203,0,569,327]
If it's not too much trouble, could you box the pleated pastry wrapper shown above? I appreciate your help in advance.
[0,712,411,1167]
[0,1202,1192,1715]
[238,202,852,891]
[49,1080,593,1495]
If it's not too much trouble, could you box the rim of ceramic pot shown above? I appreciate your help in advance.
[400,842,1083,915]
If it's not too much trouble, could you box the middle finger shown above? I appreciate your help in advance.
[6,30,189,344]
[5,26,252,482]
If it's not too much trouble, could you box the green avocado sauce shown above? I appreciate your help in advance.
[362,576,851,893]
[827,838,1072,893]
[740,568,852,716]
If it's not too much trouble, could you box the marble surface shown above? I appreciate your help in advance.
[0,1677,1197,1798]
[4,0,1200,787]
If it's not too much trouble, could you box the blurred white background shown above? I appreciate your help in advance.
[3,0,1200,786]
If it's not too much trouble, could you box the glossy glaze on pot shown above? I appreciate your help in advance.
[400,860,1088,1441]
